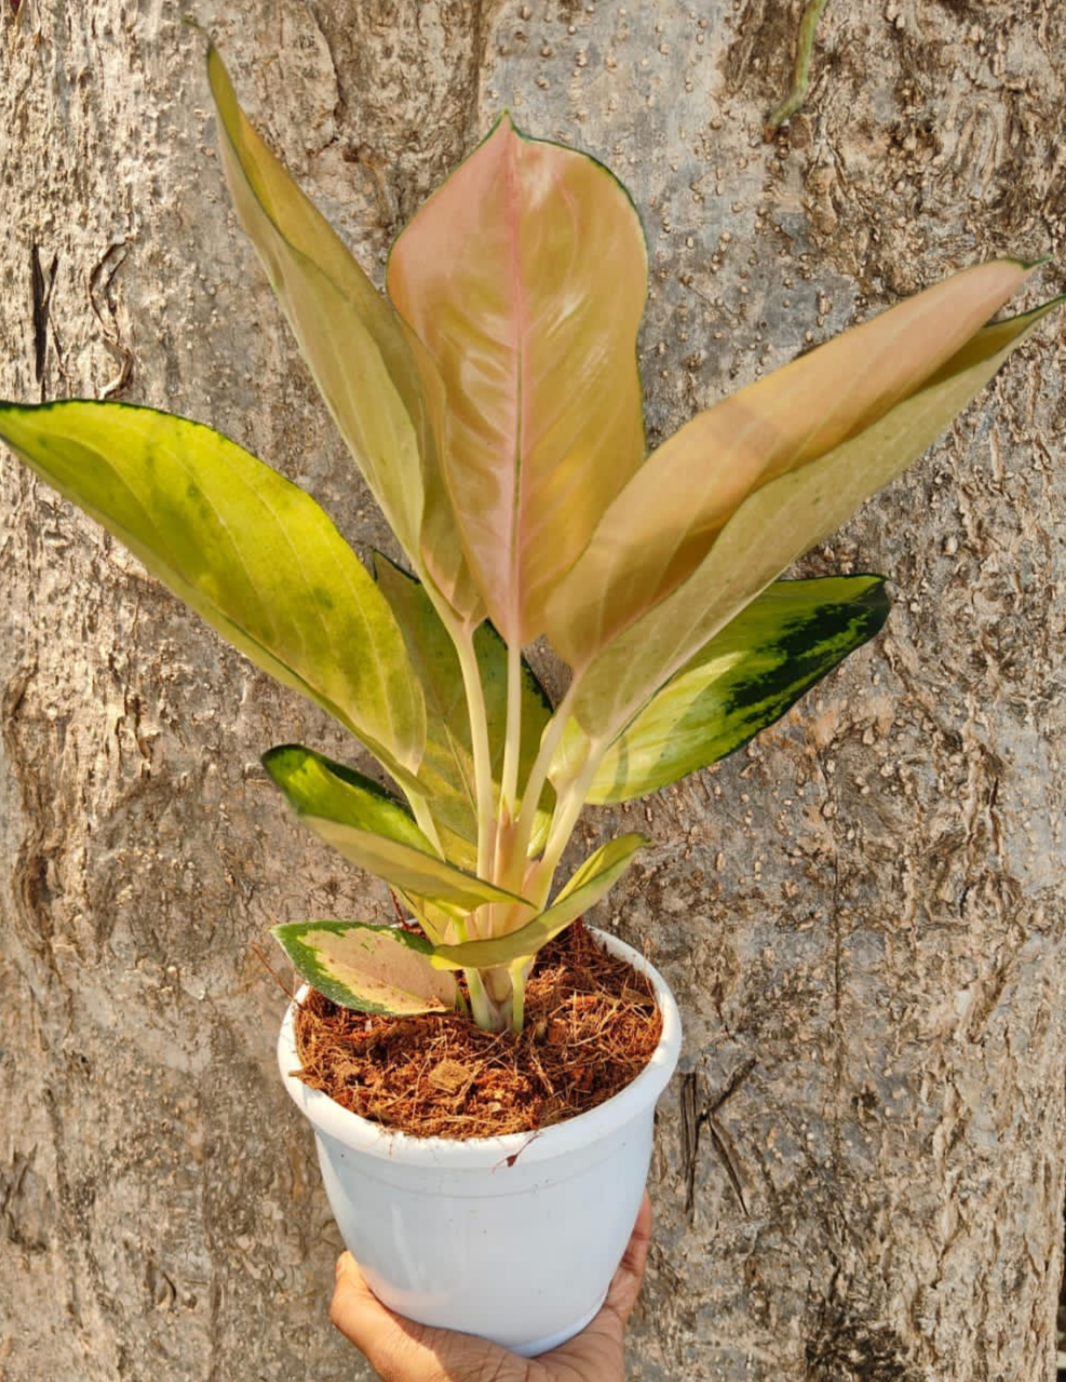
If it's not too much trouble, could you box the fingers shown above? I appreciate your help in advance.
[329,1253,526,1382]
[330,1254,425,1381]
[603,1190,652,1326]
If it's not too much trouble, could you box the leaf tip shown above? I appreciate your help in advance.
[181,14,209,43]
[204,37,241,126]
[486,109,542,152]
[261,743,300,779]
[1012,252,1053,273]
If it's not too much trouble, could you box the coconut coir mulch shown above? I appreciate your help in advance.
[291,922,663,1139]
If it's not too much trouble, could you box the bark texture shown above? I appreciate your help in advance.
[1,2,1064,1379]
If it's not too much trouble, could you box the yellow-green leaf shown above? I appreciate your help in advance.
[0,401,423,775]
[546,261,1039,666]
[208,45,482,619]
[264,743,432,848]
[272,920,457,1015]
[565,295,1060,742]
[387,114,647,647]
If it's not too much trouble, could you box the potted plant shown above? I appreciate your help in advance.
[0,44,1058,1356]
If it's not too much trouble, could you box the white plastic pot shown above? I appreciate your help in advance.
[277,929,682,1357]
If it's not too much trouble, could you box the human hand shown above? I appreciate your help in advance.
[329,1190,652,1381]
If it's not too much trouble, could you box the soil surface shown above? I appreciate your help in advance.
[291,922,664,1139]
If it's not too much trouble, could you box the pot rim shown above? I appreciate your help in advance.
[277,927,681,1167]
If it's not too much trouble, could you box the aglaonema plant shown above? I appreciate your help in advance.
[0,47,1059,1034]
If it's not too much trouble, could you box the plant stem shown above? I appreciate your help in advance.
[467,965,513,1031]
[435,598,497,880]
[499,639,523,816]
[466,968,501,1030]
[406,788,445,858]
[492,639,525,890]
[509,961,528,1033]
[513,734,613,932]
[536,747,604,886]
[512,676,581,864]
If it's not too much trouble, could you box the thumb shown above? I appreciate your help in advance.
[602,1189,653,1327]
[330,1254,433,1381]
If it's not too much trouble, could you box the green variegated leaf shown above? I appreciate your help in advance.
[429,833,649,970]
[553,575,889,803]
[0,401,424,776]
[272,920,457,1015]
[263,744,431,848]
[262,745,529,913]
[375,556,554,868]
[387,114,647,647]
[565,298,1060,744]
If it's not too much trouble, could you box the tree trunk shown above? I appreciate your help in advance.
[2,2,1063,1379]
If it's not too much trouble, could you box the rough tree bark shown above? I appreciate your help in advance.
[1,2,1064,1379]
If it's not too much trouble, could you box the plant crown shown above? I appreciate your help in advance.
[0,47,1058,1031]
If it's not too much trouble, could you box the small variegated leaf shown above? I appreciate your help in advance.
[554,575,889,803]
[272,920,457,1015]
[263,744,431,847]
[262,745,530,912]
[429,833,649,970]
